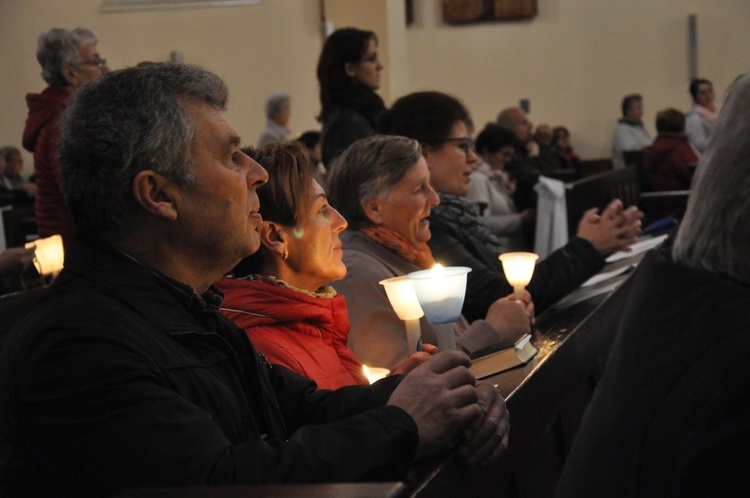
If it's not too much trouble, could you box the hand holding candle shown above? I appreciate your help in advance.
[498,252,539,301]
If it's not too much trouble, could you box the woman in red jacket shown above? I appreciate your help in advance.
[215,142,434,390]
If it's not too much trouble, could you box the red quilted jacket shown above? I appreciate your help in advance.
[22,86,76,244]
[216,275,369,390]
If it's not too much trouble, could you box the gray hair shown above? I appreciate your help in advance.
[59,62,229,242]
[265,91,290,119]
[327,135,421,231]
[672,71,750,284]
[36,27,98,87]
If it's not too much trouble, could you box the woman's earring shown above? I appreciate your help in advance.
[281,249,289,260]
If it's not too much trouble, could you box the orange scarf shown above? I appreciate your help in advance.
[360,225,435,270]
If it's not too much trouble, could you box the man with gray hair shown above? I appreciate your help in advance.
[0,63,508,496]
[22,27,109,245]
[257,90,292,147]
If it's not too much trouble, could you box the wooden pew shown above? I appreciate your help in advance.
[564,167,640,238]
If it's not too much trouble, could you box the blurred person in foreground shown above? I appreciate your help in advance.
[0,62,508,497]
[555,71,750,498]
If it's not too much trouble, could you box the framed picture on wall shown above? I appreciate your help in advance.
[443,0,537,24]
[102,0,261,13]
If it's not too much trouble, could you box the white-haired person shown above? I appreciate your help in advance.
[555,71,750,498]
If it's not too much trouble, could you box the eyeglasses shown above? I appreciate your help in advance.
[434,137,475,159]
[73,58,107,70]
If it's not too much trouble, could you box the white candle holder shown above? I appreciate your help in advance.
[406,265,472,351]
[379,276,424,355]
[498,252,539,301]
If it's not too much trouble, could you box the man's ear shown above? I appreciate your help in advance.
[361,197,384,225]
[131,170,179,221]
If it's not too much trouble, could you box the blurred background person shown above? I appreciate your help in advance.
[611,93,652,170]
[685,77,719,153]
[23,27,108,245]
[1,145,37,200]
[468,122,534,251]
[379,91,643,322]
[551,126,581,174]
[495,106,557,215]
[296,129,328,190]
[257,91,292,147]
[329,134,532,370]
[316,27,385,167]
[555,70,750,498]
[641,108,698,192]
[216,142,436,388]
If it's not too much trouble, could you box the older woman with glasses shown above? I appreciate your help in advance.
[378,91,644,323]
[316,27,385,167]
[329,135,532,371]
[215,142,435,389]
[467,122,534,251]
[23,27,109,245]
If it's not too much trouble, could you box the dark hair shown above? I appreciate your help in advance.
[297,130,321,150]
[689,78,713,101]
[59,62,228,241]
[231,142,314,277]
[316,28,377,121]
[328,135,421,231]
[475,123,516,154]
[655,108,686,134]
[621,94,642,117]
[377,91,472,147]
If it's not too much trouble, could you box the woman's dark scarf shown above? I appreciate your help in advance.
[430,194,505,255]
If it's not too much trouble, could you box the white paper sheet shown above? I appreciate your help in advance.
[605,234,669,263]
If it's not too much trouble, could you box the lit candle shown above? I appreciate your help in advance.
[498,252,539,301]
[407,264,472,351]
[26,234,65,276]
[362,365,390,384]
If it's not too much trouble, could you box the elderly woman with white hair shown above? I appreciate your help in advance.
[257,91,292,147]
[23,27,108,245]
[555,71,750,497]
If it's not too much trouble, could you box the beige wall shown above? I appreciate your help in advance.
[2,0,750,178]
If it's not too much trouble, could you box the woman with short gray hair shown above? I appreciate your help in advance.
[328,135,532,370]
[22,27,109,244]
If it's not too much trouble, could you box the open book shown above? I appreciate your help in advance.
[469,334,538,379]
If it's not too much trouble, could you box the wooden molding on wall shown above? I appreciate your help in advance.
[443,0,537,24]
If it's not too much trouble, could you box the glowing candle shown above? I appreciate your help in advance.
[498,252,539,301]
[362,365,390,384]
